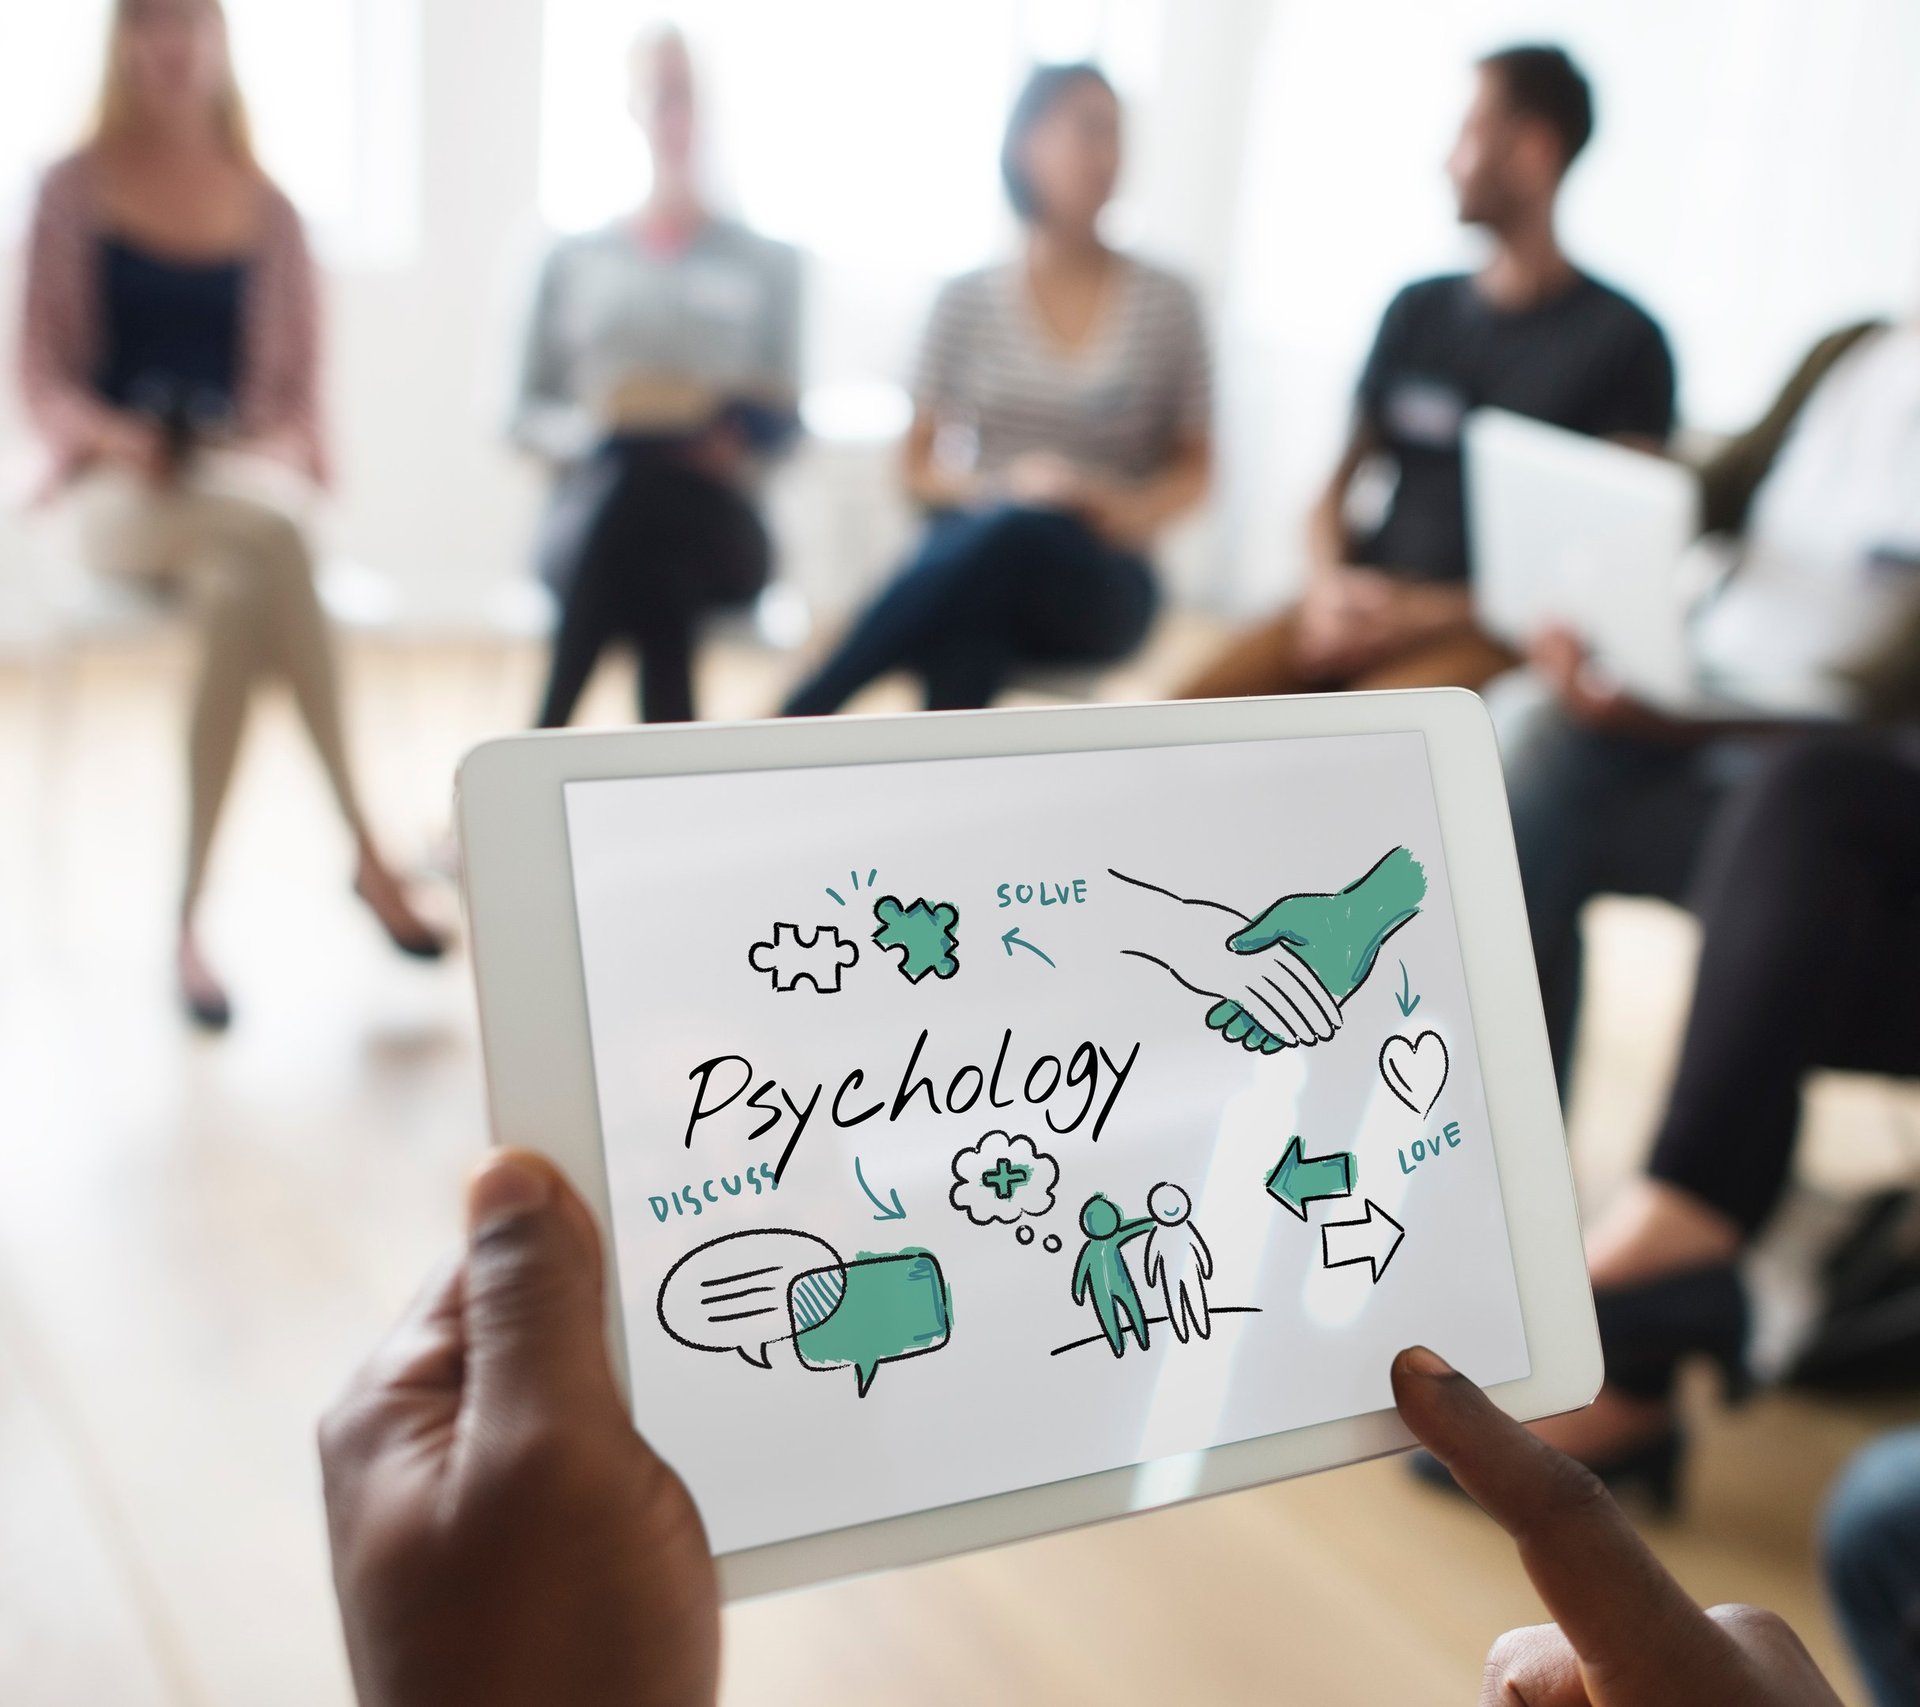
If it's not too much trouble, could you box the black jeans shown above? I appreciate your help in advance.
[1503,696,1772,1085]
[537,446,768,726]
[1647,734,1920,1233]
[781,504,1157,715]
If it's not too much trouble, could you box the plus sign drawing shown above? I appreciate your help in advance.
[981,1158,1033,1200]
[949,1131,1058,1228]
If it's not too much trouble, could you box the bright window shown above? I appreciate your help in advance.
[0,0,420,266]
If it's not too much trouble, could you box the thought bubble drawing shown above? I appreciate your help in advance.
[787,1251,951,1397]
[657,1228,841,1368]
[949,1130,1060,1226]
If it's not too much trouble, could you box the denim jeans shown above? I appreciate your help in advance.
[782,503,1156,715]
[1825,1429,1920,1706]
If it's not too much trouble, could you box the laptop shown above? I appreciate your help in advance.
[1464,408,1709,711]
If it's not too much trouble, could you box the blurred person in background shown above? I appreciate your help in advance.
[1415,723,1920,1514]
[1423,234,1920,1628]
[1180,45,1674,700]
[1508,313,1912,1089]
[16,0,444,1031]
[1825,1424,1920,1705]
[1407,314,1920,1522]
[510,26,801,727]
[780,62,1211,716]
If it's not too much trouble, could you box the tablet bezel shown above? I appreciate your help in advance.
[456,689,1597,1600]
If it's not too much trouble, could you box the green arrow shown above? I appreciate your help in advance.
[1265,1136,1356,1221]
[853,1156,906,1221]
[1395,960,1420,1018]
[1001,927,1055,967]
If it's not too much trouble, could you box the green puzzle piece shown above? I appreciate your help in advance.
[872,895,960,983]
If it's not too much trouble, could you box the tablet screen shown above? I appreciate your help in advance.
[563,730,1530,1555]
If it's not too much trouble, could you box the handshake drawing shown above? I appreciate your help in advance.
[1111,848,1426,1054]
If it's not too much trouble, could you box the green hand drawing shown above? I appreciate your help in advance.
[1113,848,1427,1055]
[1229,847,1427,1001]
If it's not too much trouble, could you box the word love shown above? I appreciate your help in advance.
[683,1027,1142,1183]
[995,878,1090,908]
[1397,1119,1464,1175]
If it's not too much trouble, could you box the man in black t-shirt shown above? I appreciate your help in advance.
[1184,44,1675,698]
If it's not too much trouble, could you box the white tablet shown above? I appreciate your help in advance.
[456,690,1596,1600]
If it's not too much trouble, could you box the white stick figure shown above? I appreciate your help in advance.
[1143,1182,1213,1343]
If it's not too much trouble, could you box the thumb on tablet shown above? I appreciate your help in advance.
[463,1149,622,1423]
[1389,1347,1762,1706]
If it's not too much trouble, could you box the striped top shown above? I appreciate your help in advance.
[912,255,1211,484]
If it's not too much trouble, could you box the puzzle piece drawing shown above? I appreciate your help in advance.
[872,895,960,983]
[748,923,861,993]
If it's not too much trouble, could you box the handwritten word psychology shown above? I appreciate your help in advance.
[682,1027,1142,1181]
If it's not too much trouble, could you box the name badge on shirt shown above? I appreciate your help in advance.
[1384,379,1468,448]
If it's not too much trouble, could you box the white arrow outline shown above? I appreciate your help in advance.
[1320,1198,1406,1283]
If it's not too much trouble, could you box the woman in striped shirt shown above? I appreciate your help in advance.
[782,63,1212,715]
[17,0,443,1029]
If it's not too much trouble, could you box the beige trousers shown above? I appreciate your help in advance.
[64,452,365,911]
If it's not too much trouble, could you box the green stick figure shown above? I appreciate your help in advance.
[1070,1193,1156,1358]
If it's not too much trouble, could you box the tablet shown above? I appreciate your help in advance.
[457,690,1597,1599]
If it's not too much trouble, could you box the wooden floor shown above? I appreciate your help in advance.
[0,626,1905,1706]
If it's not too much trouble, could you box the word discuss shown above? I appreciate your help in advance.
[684,1027,1142,1181]
[648,1161,784,1222]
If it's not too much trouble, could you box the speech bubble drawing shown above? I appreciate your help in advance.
[657,1228,842,1367]
[787,1252,951,1397]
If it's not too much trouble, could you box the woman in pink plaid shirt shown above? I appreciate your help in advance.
[18,0,444,1029]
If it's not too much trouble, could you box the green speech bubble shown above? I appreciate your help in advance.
[787,1252,951,1397]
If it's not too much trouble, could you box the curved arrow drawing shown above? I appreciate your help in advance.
[854,1156,906,1221]
[1000,927,1055,967]
[1320,1199,1405,1283]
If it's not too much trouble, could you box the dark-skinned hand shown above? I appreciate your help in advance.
[320,1149,720,1707]
[1392,1346,1842,1706]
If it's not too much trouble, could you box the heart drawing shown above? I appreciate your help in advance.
[1380,1030,1449,1117]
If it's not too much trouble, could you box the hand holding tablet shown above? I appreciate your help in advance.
[322,1153,1831,1706]
[456,690,1598,1596]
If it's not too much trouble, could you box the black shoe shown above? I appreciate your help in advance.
[353,871,451,962]
[180,978,232,1032]
[1595,1263,1751,1405]
[1408,1428,1684,1515]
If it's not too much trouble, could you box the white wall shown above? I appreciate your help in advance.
[322,0,547,627]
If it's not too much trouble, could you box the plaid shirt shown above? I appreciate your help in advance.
[17,149,329,492]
